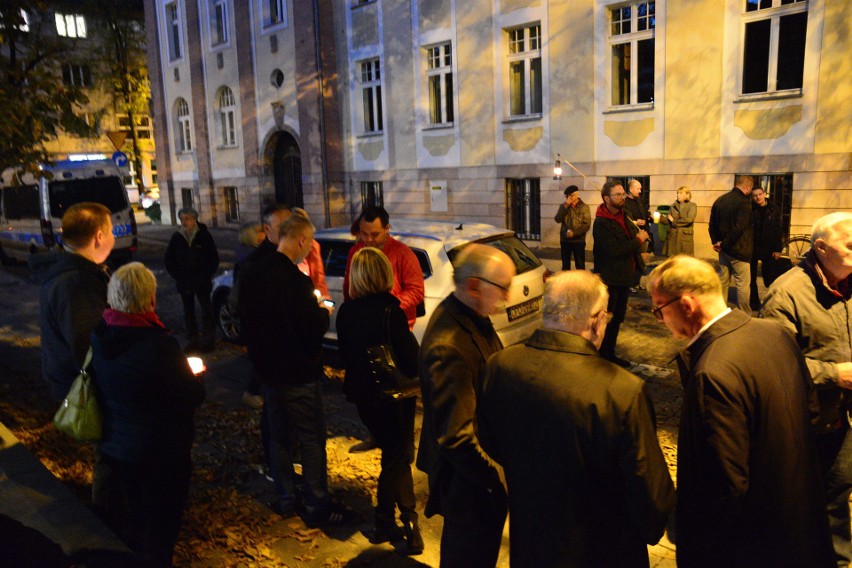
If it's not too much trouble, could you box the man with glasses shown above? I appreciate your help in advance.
[648,255,833,568]
[417,244,515,568]
[593,180,650,367]
[477,270,674,567]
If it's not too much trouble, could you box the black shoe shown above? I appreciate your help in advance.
[403,520,424,555]
[348,437,378,453]
[303,503,360,528]
[369,523,404,544]
[269,500,298,518]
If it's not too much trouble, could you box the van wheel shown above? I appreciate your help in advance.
[214,291,244,343]
[0,244,17,266]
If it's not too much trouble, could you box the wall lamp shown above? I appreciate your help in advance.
[551,153,601,191]
[553,154,563,180]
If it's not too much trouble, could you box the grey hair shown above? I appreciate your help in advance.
[177,207,198,219]
[647,255,722,300]
[812,212,852,245]
[108,262,157,314]
[279,214,314,240]
[542,271,608,331]
[349,247,394,299]
[452,244,509,287]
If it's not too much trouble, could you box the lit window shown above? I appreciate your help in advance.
[167,2,182,60]
[507,24,542,116]
[117,114,153,140]
[55,13,87,38]
[360,58,383,133]
[176,98,192,152]
[62,64,92,87]
[263,0,287,28]
[212,0,228,45]
[426,43,454,125]
[741,0,807,95]
[608,2,655,106]
[218,87,237,147]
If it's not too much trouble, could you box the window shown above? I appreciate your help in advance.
[176,98,192,152]
[741,0,807,95]
[117,114,153,140]
[181,188,193,209]
[55,13,87,38]
[62,64,92,87]
[506,178,541,240]
[609,2,655,106]
[167,2,182,60]
[507,24,542,117]
[218,87,237,147]
[262,0,287,27]
[426,43,454,125]
[223,187,239,222]
[360,58,383,133]
[360,181,384,208]
[211,0,228,45]
[1,185,40,220]
[151,160,158,186]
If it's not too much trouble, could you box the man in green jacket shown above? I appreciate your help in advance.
[554,185,591,270]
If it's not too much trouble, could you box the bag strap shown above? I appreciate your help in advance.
[382,304,393,345]
[80,346,93,373]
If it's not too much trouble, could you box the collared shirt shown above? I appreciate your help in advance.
[686,308,732,349]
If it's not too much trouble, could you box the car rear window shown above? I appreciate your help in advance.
[318,239,433,279]
[48,176,129,217]
[448,235,542,275]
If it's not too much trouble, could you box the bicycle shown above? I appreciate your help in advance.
[781,234,811,267]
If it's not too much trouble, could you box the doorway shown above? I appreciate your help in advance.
[273,132,303,208]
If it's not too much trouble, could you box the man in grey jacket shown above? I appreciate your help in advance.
[762,212,852,564]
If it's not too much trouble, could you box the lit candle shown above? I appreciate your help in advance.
[187,356,206,376]
[652,211,661,223]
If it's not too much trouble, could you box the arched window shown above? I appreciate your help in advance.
[175,98,192,152]
[218,87,237,147]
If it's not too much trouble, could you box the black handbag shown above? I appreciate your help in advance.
[365,305,420,399]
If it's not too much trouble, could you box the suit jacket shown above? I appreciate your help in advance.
[416,294,504,518]
[592,205,644,287]
[675,310,833,568]
[709,188,753,261]
[238,251,329,384]
[478,329,674,568]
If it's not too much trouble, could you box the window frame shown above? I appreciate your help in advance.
[55,13,87,38]
[738,0,808,98]
[261,0,288,29]
[223,186,240,223]
[217,87,238,147]
[117,114,153,140]
[505,23,543,118]
[176,98,193,153]
[62,63,93,87]
[359,58,384,134]
[425,42,455,127]
[211,0,229,47]
[166,2,183,61]
[360,181,384,208]
[505,178,542,241]
[607,1,656,109]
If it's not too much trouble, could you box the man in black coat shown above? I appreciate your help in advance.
[239,215,354,527]
[164,207,219,352]
[592,180,650,367]
[417,244,515,568]
[749,186,784,308]
[33,202,115,401]
[709,175,754,314]
[648,255,834,568]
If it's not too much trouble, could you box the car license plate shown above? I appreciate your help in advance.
[507,296,542,322]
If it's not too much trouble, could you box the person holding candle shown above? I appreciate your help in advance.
[661,186,697,257]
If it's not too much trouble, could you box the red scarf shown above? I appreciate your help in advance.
[103,308,166,329]
[595,203,631,237]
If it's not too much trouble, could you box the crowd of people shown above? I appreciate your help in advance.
[29,183,852,566]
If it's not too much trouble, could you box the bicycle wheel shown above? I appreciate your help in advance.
[783,236,811,267]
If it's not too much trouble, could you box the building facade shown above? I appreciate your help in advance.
[146,0,850,258]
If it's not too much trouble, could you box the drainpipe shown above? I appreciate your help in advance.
[313,0,331,228]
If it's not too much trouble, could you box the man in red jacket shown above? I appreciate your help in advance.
[343,206,424,331]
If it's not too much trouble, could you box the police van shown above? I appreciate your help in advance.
[0,159,137,265]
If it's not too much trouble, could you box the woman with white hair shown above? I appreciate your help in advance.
[90,262,205,566]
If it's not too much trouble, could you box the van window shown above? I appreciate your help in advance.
[448,235,543,275]
[48,176,128,217]
[318,240,354,278]
[1,185,40,220]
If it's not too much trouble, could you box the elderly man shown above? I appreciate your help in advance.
[417,243,515,568]
[593,180,650,367]
[553,185,591,270]
[762,212,852,564]
[478,270,674,567]
[648,255,833,568]
[164,207,220,352]
[343,206,424,330]
[239,215,354,527]
[709,175,754,314]
[33,202,115,401]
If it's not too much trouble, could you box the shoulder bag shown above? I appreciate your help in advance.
[53,347,103,442]
[365,305,420,399]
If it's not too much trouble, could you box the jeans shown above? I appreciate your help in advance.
[356,396,417,527]
[263,381,329,514]
[718,251,752,315]
[600,285,629,360]
[560,240,586,271]
[817,427,852,565]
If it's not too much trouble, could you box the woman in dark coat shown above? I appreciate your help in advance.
[662,186,698,256]
[91,262,205,567]
[335,247,423,555]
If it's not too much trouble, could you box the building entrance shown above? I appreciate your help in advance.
[273,132,303,208]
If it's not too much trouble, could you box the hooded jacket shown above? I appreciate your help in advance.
[33,251,110,401]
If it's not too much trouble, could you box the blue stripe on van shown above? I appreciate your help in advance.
[0,231,45,246]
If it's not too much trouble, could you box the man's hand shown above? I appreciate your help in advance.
[713,241,722,253]
[566,230,574,238]
[667,214,675,223]
[636,219,646,227]
[637,230,650,243]
[836,362,852,390]
[563,197,571,207]
[772,252,783,260]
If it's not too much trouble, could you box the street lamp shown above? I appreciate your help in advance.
[550,154,601,191]
[553,154,563,180]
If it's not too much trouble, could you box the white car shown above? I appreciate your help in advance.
[212,220,548,347]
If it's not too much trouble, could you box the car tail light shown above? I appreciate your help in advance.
[41,219,55,248]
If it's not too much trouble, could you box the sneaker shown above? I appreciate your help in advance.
[242,391,264,409]
[303,503,360,528]
[348,437,378,453]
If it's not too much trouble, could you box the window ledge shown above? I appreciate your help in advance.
[502,114,542,125]
[422,123,454,132]
[734,89,802,104]
[216,144,239,150]
[603,103,654,115]
[357,131,384,139]
[352,0,377,9]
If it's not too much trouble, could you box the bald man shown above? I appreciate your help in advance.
[417,244,515,568]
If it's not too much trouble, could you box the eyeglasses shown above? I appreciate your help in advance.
[607,192,626,198]
[474,276,511,293]
[592,310,614,323]
[652,297,682,320]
